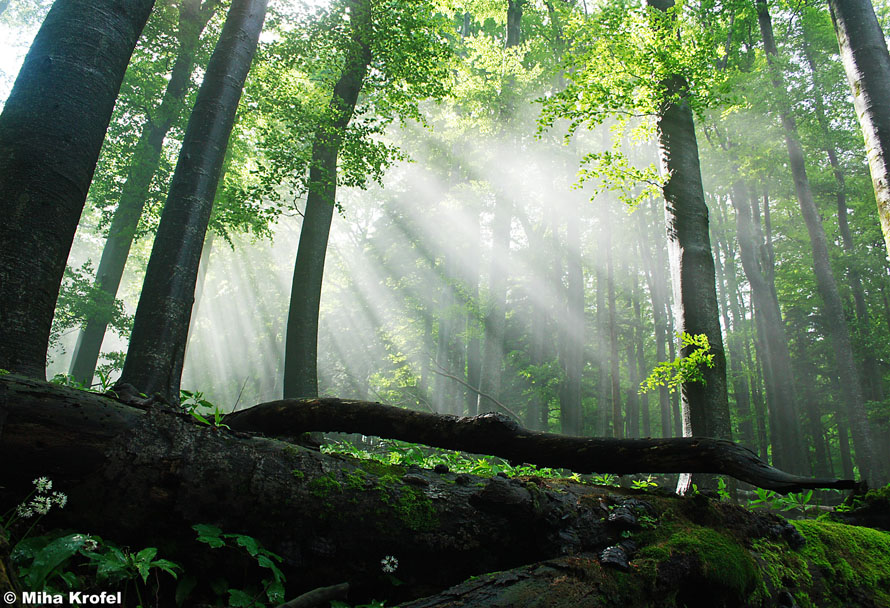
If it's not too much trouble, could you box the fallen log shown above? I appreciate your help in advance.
[0,374,863,605]
[0,374,663,602]
[225,398,857,493]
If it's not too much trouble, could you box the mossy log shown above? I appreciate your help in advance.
[0,374,880,607]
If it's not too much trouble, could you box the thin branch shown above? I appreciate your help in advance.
[430,362,521,421]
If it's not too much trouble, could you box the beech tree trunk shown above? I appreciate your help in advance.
[646,1,732,491]
[756,0,882,484]
[69,0,222,387]
[828,0,890,258]
[283,0,371,399]
[119,0,268,404]
[0,0,155,379]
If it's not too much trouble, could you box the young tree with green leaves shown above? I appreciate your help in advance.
[0,0,155,379]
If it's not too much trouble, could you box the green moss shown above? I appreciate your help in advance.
[641,525,758,597]
[794,520,890,607]
[343,468,368,491]
[379,484,438,532]
[307,474,342,498]
[355,458,405,478]
[290,469,305,480]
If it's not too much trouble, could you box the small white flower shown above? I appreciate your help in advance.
[33,477,52,493]
[51,491,67,509]
[380,555,399,574]
[82,536,99,551]
[32,496,52,515]
[15,504,34,519]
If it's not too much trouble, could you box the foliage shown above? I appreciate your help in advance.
[49,261,132,363]
[322,437,577,480]
[181,389,231,429]
[640,332,715,394]
[193,524,286,607]
[748,487,819,517]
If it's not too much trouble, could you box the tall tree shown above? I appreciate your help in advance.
[827,0,890,258]
[647,0,732,470]
[477,0,524,415]
[283,0,372,399]
[118,0,268,403]
[69,0,222,386]
[755,0,881,483]
[0,0,155,378]
[799,17,883,404]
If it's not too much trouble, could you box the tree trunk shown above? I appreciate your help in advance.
[559,215,584,435]
[729,181,805,472]
[465,214,482,418]
[595,239,611,437]
[642,199,673,438]
[477,0,523,414]
[118,0,268,404]
[476,195,510,415]
[283,0,371,399]
[801,30,883,404]
[606,208,622,439]
[633,264,651,438]
[712,217,755,452]
[756,0,882,484]
[69,0,221,386]
[828,0,890,259]
[0,0,155,379]
[647,0,732,491]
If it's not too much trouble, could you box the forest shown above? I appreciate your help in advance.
[1,0,890,606]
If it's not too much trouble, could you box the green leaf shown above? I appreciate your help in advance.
[230,533,261,557]
[18,533,86,588]
[227,588,260,607]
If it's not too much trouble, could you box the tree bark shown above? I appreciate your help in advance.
[756,0,882,484]
[0,0,155,379]
[283,0,371,399]
[646,0,732,491]
[828,0,890,258]
[119,0,268,405]
[69,0,221,386]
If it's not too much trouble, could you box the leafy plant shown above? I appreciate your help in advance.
[717,477,731,501]
[631,475,658,490]
[193,524,285,607]
[640,332,715,395]
[181,390,231,430]
[748,487,817,516]
[592,473,620,487]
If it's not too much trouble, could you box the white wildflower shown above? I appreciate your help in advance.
[15,504,34,519]
[51,491,67,509]
[32,495,52,515]
[33,477,51,493]
[380,555,399,574]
